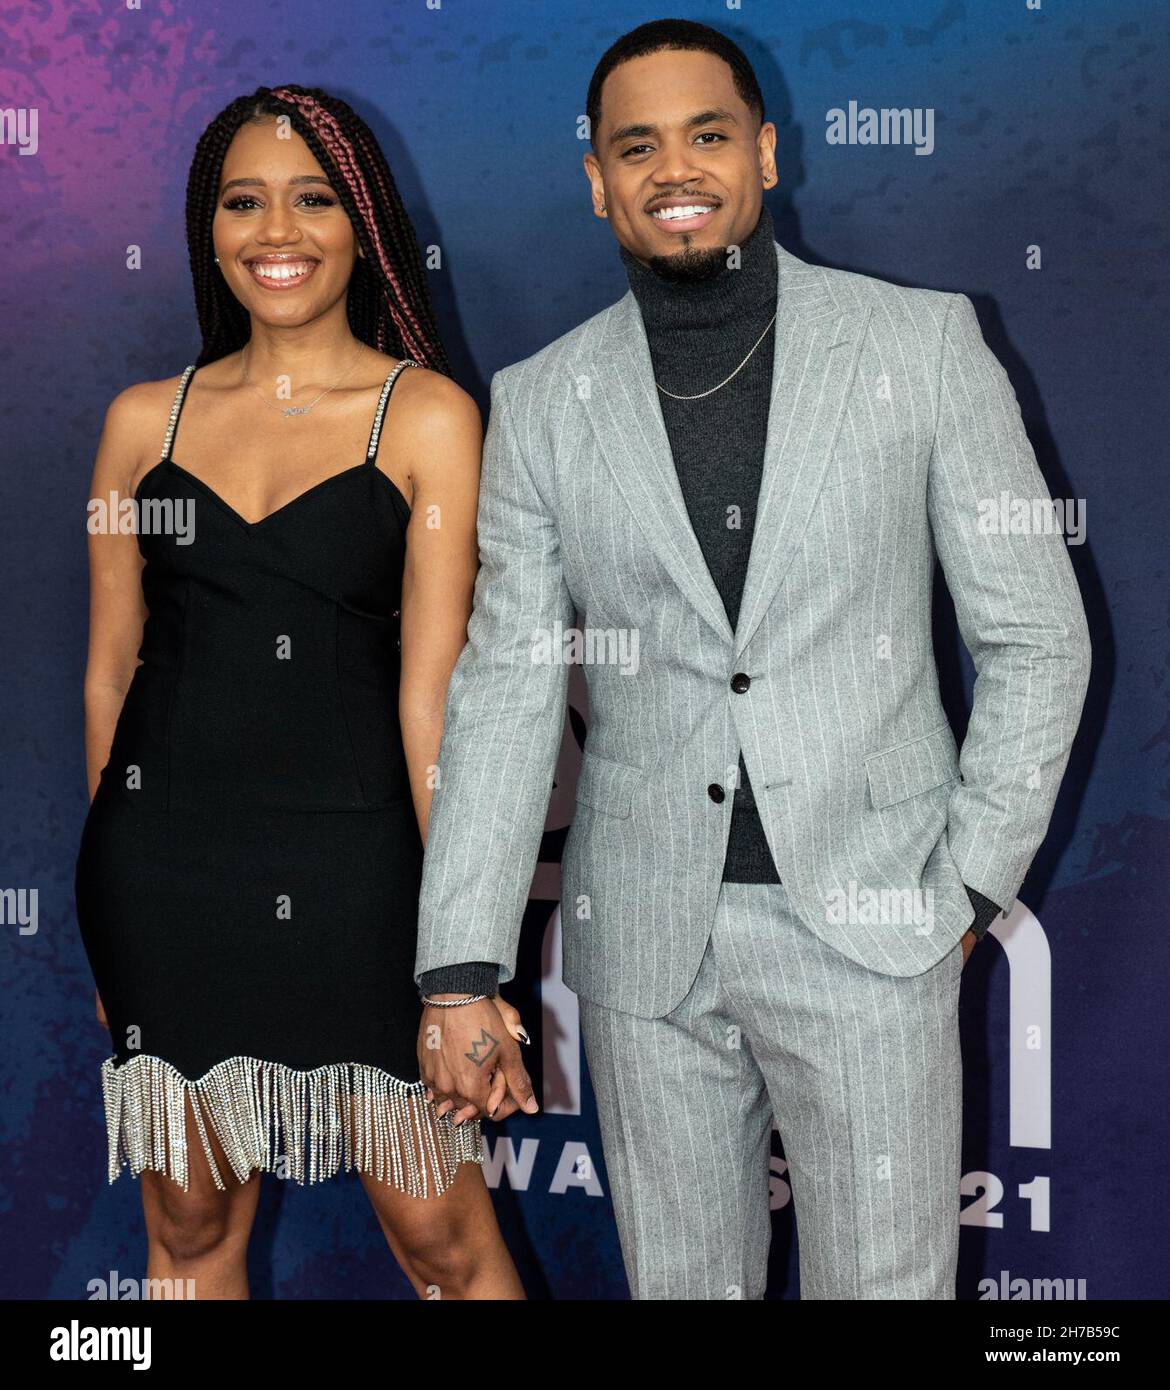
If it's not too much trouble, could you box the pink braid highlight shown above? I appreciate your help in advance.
[268,87,435,367]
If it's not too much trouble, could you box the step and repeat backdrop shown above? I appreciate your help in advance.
[2,0,1165,1299]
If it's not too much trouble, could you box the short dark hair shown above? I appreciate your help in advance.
[586,18,765,146]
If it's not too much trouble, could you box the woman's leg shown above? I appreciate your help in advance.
[139,1094,261,1300]
[360,1159,524,1300]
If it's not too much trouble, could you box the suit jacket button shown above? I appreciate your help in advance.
[707,783,726,804]
[730,672,751,693]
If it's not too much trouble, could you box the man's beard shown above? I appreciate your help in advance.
[646,242,728,284]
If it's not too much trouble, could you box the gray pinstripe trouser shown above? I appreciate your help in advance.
[579,881,964,1300]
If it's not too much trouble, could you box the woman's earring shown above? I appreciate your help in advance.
[599,201,606,213]
[214,256,220,265]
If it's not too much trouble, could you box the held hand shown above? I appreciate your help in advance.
[493,995,530,1047]
[485,996,534,1121]
[417,994,538,1126]
[960,929,978,969]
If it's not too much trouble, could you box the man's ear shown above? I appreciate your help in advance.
[583,150,607,218]
[758,120,778,186]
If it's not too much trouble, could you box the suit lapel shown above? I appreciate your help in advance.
[578,243,870,651]
[579,295,734,645]
[735,252,871,656]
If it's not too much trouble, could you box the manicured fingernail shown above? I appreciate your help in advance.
[516,1027,531,1045]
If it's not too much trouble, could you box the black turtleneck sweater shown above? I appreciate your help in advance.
[621,205,782,882]
[418,209,1000,998]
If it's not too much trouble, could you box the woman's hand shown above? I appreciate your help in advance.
[479,996,533,1122]
[493,995,530,1048]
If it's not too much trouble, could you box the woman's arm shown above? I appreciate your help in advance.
[393,371,483,842]
[83,381,162,1028]
[393,373,500,1002]
[83,384,157,801]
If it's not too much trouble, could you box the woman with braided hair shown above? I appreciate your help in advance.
[74,86,527,1298]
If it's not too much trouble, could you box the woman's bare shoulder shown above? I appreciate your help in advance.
[391,364,481,445]
[94,370,194,489]
[104,370,192,437]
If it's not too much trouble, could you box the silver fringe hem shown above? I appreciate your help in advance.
[100,1053,484,1197]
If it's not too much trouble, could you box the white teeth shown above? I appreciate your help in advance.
[252,261,313,280]
[652,205,714,221]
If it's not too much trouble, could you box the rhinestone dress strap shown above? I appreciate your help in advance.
[365,359,419,463]
[160,364,197,463]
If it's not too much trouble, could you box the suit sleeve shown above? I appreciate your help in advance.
[414,369,575,987]
[929,293,1091,915]
[964,883,1001,941]
[417,962,500,998]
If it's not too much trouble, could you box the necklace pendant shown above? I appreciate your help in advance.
[282,405,310,417]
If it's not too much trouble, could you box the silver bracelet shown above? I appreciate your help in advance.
[421,992,487,1008]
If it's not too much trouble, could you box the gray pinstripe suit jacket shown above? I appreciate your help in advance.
[415,241,1091,1017]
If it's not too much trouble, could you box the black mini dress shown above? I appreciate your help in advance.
[75,360,482,1194]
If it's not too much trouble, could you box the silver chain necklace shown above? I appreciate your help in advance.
[655,309,778,401]
[241,342,365,418]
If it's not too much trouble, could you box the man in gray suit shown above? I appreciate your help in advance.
[414,19,1090,1299]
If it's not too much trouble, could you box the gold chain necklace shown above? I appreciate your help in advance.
[655,310,778,401]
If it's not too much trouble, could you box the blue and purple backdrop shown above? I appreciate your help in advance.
[2,0,1166,1300]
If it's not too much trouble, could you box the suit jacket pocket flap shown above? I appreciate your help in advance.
[865,723,959,809]
[574,751,640,819]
